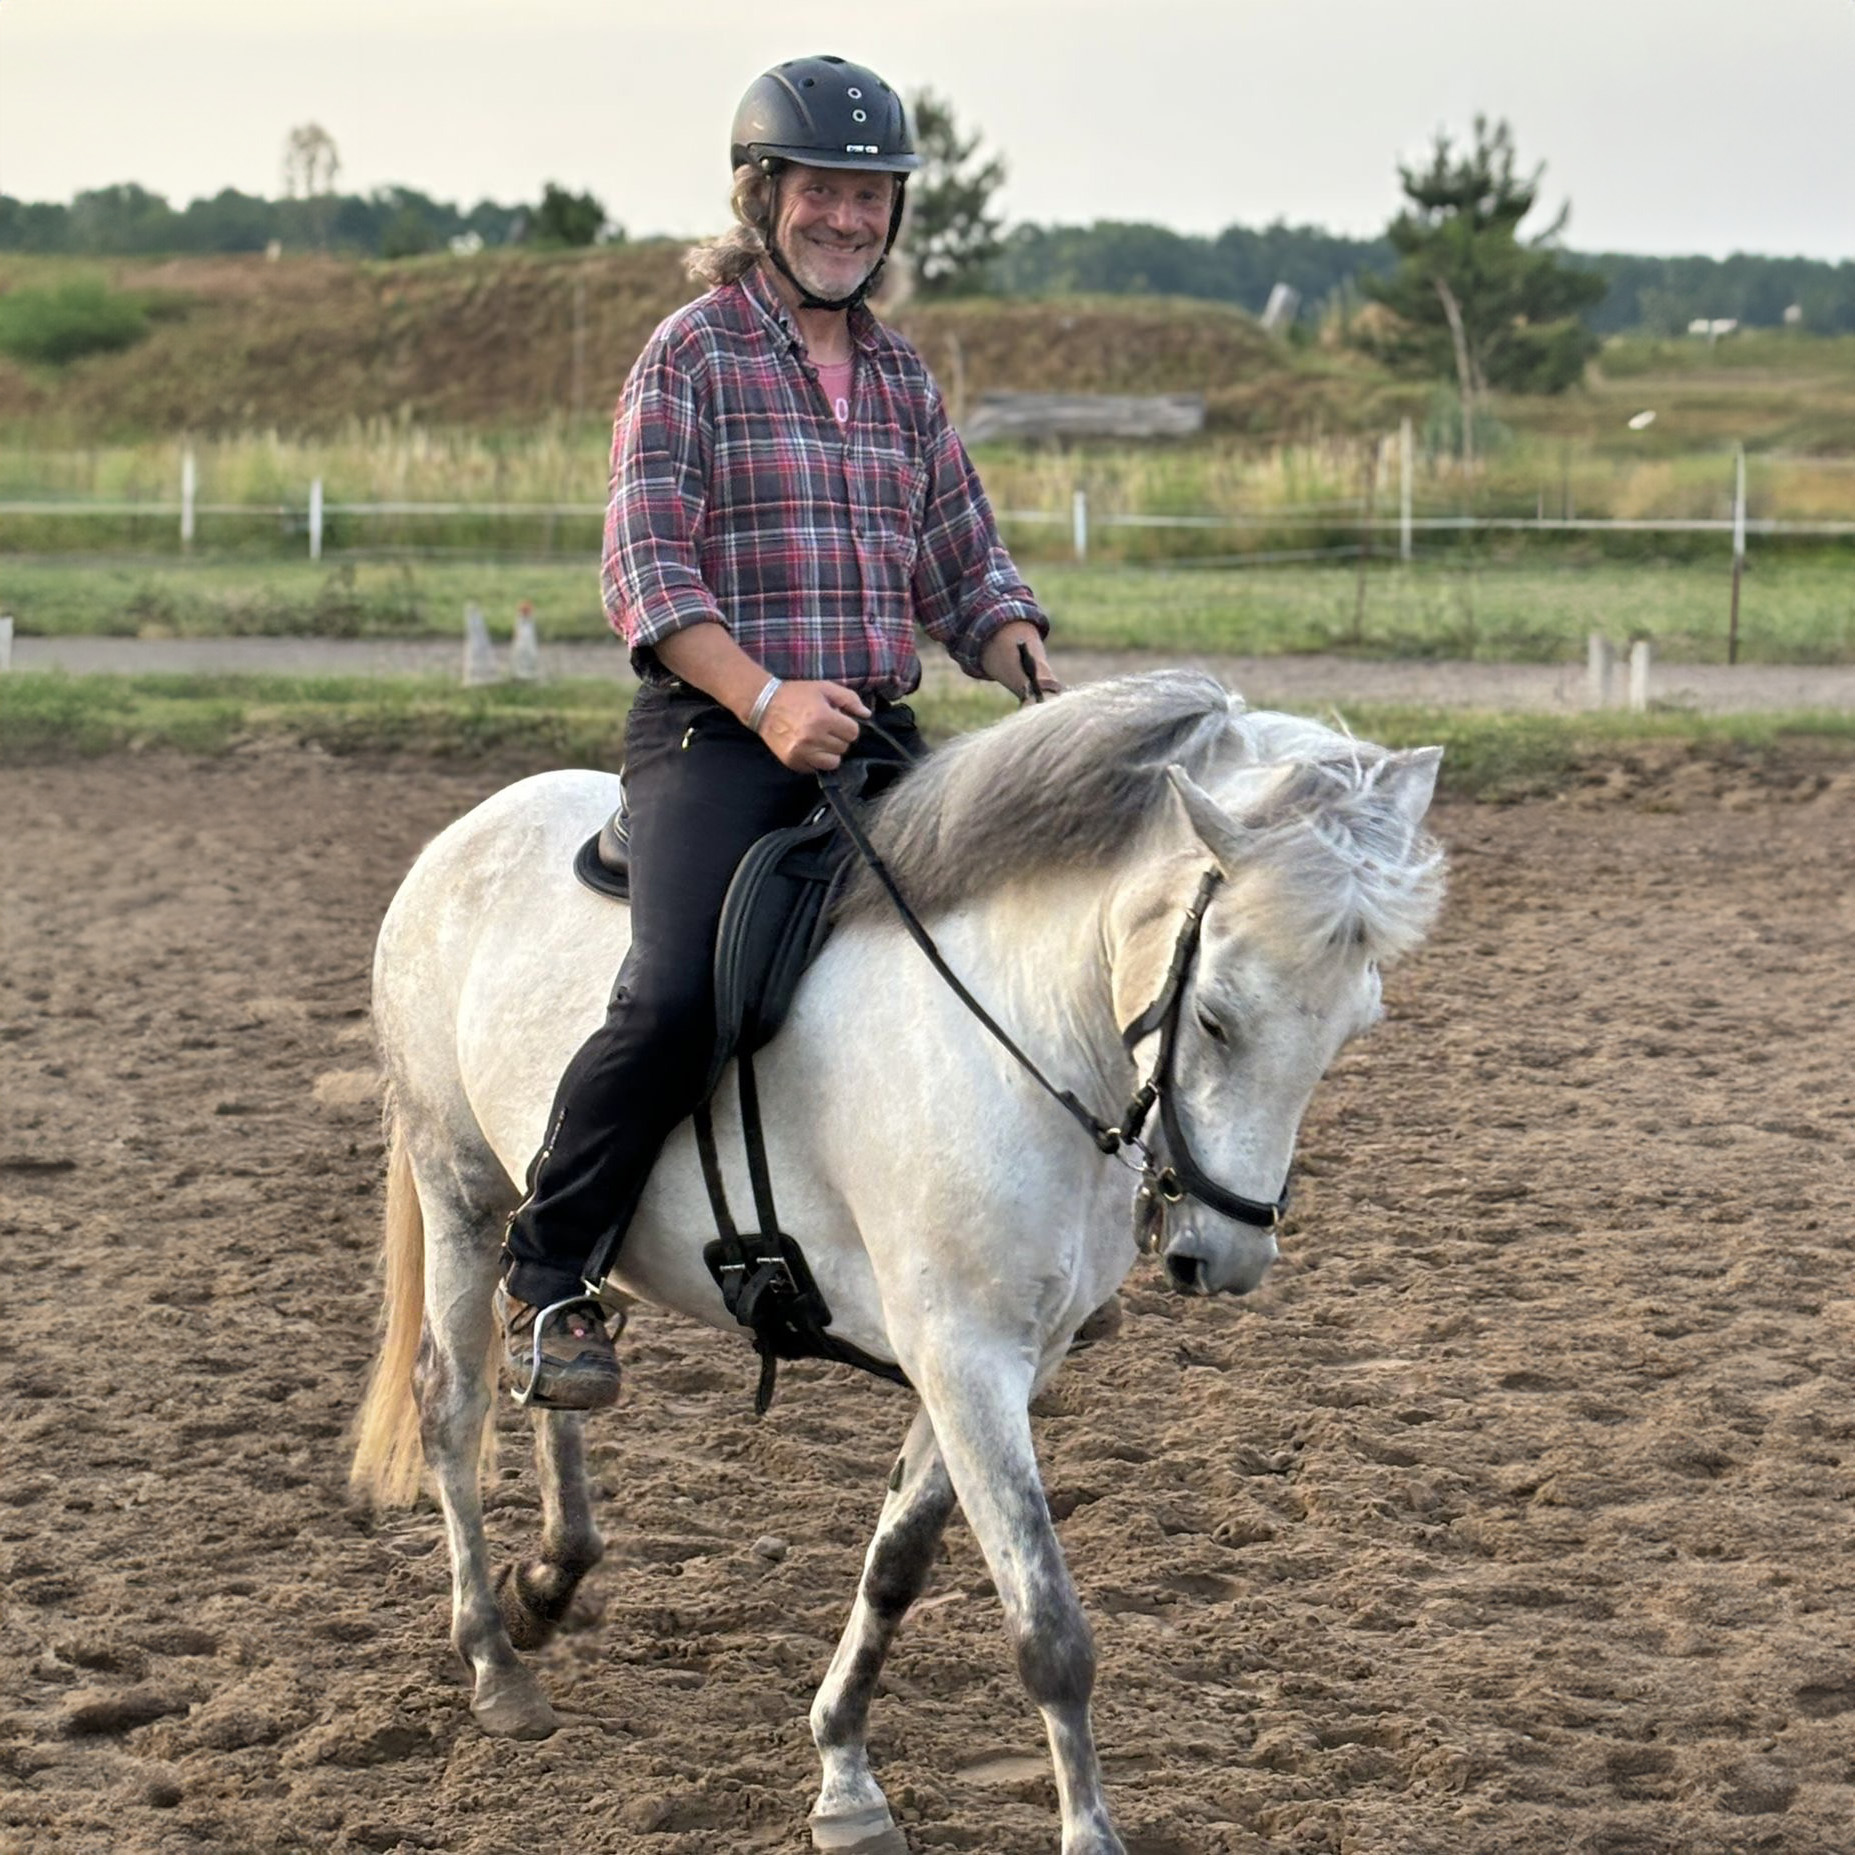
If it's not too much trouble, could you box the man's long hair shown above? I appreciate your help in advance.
[684,166,773,288]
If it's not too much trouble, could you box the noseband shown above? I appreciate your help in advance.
[817,781,1291,1252]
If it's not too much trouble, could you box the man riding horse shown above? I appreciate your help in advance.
[497,53,1059,1409]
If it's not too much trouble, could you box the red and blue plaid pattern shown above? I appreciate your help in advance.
[602,265,1045,695]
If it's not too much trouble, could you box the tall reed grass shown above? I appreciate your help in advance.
[0,426,1848,561]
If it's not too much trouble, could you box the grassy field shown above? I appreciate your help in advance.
[3,670,1851,802]
[2,555,1847,664]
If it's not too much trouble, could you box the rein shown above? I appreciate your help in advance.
[815,768,1290,1249]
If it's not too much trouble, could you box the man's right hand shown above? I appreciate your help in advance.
[754,679,870,772]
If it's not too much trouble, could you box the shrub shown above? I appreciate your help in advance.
[0,281,150,364]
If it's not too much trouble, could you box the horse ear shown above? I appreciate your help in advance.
[1166,765,1254,874]
[1376,747,1444,825]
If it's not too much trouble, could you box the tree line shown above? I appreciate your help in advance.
[0,181,610,262]
[5,179,1847,339]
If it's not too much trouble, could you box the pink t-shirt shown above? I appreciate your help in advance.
[813,357,854,426]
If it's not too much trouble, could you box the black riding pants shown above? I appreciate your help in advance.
[501,682,920,1307]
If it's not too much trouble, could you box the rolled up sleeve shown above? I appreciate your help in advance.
[910,392,1048,679]
[601,336,727,664]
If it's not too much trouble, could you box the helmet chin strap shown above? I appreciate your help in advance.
[764,234,885,314]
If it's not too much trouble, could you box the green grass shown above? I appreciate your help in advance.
[4,555,1849,665]
[4,671,1851,803]
[0,671,1023,765]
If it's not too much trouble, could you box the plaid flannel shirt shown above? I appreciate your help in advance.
[602,264,1046,695]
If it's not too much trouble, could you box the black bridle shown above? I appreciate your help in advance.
[815,776,1291,1253]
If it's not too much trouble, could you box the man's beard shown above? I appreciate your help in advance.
[779,233,880,304]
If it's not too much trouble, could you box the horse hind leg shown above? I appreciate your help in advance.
[407,1152,561,1740]
[495,1405,606,1651]
[808,1406,956,1854]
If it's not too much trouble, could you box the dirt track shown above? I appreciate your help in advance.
[3,740,1854,1855]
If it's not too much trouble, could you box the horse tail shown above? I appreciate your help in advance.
[350,1099,428,1508]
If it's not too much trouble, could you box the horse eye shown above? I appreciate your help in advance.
[1195,1008,1228,1045]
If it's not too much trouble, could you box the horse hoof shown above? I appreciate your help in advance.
[472,1669,560,1740]
[809,1803,909,1853]
[494,1560,562,1652]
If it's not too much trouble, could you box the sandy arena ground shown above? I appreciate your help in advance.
[2,736,1853,1855]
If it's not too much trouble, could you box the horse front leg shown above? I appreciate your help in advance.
[809,1406,956,1852]
[409,1166,559,1740]
[921,1353,1124,1855]
[495,1406,606,1650]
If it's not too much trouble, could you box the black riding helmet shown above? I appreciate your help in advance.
[730,55,920,312]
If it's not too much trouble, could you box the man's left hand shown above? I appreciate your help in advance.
[981,623,1062,701]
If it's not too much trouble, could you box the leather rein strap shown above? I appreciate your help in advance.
[815,774,1290,1238]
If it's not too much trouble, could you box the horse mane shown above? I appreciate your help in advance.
[1233,757,1447,964]
[840,670,1444,963]
[840,669,1247,923]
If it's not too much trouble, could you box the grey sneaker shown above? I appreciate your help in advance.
[498,1287,622,1411]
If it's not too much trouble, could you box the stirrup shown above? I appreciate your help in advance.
[509,1294,616,1411]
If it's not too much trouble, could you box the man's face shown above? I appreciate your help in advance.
[771,164,896,302]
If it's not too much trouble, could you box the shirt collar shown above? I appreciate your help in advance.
[740,261,880,355]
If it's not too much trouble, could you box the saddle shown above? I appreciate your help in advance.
[571,787,907,1412]
[573,795,847,1093]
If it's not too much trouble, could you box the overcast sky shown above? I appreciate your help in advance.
[2,0,1850,260]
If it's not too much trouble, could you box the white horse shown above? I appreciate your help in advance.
[351,670,1446,1855]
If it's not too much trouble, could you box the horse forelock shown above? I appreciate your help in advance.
[838,669,1248,923]
[1230,757,1446,964]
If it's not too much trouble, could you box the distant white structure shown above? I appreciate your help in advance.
[1260,282,1301,334]
[449,231,485,257]
[1688,317,1739,346]
[1784,303,1804,329]
[462,604,498,686]
[510,604,542,681]
[1627,410,1656,431]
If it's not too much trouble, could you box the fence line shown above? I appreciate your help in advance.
[3,499,1850,548]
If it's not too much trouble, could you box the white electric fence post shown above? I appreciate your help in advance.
[1586,633,1615,708]
[1072,488,1088,563]
[1628,639,1653,713]
[308,479,324,561]
[1399,416,1414,563]
[462,603,498,686]
[1728,443,1747,666]
[0,615,13,673]
[180,448,197,551]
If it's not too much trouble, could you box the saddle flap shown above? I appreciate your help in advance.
[707,809,850,1097]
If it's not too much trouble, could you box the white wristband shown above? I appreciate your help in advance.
[746,675,782,735]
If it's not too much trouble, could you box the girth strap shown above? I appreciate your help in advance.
[696,1043,910,1415]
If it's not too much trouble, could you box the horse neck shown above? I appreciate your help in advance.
[925,865,1132,1110]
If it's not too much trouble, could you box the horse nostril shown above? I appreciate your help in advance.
[1165,1251,1205,1294]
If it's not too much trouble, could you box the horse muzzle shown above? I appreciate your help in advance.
[1161,1220,1278,1297]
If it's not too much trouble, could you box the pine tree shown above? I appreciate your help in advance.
[1362,119,1607,459]
[905,91,1007,298]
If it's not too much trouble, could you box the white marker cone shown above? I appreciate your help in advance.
[462,603,498,686]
